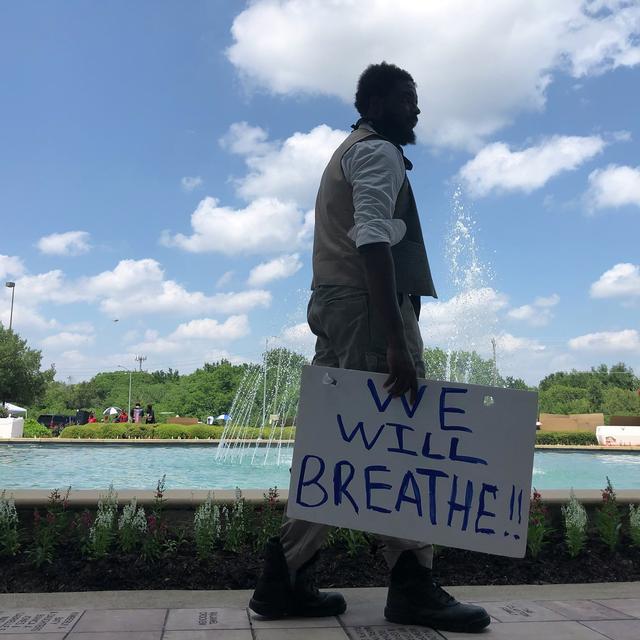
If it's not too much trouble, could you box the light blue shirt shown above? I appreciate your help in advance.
[341,123,408,248]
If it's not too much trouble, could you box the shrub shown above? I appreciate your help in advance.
[536,431,598,446]
[596,477,621,552]
[118,497,147,554]
[0,490,19,557]
[193,492,221,560]
[181,424,221,439]
[22,418,52,438]
[153,424,192,439]
[561,491,588,557]
[629,505,640,548]
[527,489,552,558]
[88,485,118,559]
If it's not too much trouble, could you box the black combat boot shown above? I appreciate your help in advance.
[249,537,347,618]
[384,551,490,633]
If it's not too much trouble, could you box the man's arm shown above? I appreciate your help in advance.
[359,242,417,404]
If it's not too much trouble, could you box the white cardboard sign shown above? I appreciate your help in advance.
[287,365,538,557]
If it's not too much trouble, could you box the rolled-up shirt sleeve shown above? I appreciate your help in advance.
[342,138,407,248]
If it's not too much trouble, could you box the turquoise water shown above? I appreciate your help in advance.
[1,444,639,490]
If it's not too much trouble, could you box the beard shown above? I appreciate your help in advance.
[371,113,416,146]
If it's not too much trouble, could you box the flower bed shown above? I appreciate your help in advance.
[1,479,639,593]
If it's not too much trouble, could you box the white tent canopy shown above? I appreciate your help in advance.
[5,402,27,417]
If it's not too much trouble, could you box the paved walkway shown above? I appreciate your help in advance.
[0,583,638,639]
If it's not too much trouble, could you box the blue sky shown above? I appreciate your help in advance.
[1,1,639,385]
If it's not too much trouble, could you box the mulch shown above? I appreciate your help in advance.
[1,529,639,593]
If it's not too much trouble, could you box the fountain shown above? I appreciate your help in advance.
[215,185,500,467]
[214,340,306,466]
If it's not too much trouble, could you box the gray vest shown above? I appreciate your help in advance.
[311,126,437,298]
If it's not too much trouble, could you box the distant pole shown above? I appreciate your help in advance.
[262,338,268,428]
[135,354,147,372]
[127,370,132,419]
[5,282,15,330]
[491,337,497,386]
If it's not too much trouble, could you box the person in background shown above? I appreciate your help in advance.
[131,402,143,423]
[145,404,155,424]
[118,408,128,423]
[87,412,97,424]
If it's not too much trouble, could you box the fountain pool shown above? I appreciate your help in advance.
[1,444,639,491]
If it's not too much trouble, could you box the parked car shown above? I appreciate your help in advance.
[36,414,76,436]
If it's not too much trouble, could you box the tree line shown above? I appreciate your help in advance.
[1,324,639,421]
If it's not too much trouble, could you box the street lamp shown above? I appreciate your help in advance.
[118,365,132,420]
[5,282,15,331]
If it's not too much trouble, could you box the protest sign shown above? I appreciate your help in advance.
[287,365,538,557]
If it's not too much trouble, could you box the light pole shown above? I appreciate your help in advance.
[5,282,15,331]
[118,365,132,420]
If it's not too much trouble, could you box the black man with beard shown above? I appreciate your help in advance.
[250,62,490,634]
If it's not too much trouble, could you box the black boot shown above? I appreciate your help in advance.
[249,537,347,618]
[384,551,490,633]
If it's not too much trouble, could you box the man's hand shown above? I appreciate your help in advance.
[360,242,419,405]
[385,342,418,405]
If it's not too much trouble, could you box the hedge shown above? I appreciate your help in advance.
[22,419,53,438]
[535,431,598,446]
[58,423,296,440]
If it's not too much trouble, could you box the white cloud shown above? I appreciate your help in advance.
[37,231,91,256]
[227,0,640,149]
[590,263,640,299]
[569,329,640,353]
[231,124,348,209]
[586,164,640,210]
[219,121,274,156]
[248,254,303,286]
[280,321,315,354]
[165,124,337,255]
[11,259,271,320]
[181,176,203,191]
[161,196,310,256]
[169,315,250,341]
[130,315,250,356]
[507,293,560,326]
[496,333,546,353]
[41,332,95,350]
[459,136,605,197]
[0,255,25,279]
[216,270,235,288]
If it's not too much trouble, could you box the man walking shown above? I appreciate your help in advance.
[250,62,490,634]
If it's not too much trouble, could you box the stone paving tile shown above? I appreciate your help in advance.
[581,620,640,640]
[71,608,166,633]
[337,601,395,628]
[440,620,610,639]
[594,599,640,618]
[165,608,250,630]
[250,613,341,628]
[0,609,83,634]
[474,600,567,622]
[163,632,252,640]
[254,629,350,639]
[68,633,161,639]
[345,626,444,639]
[0,636,66,640]
[538,600,634,621]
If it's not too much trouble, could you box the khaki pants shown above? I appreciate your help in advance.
[281,285,433,571]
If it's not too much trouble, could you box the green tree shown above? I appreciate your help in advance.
[538,385,591,414]
[0,325,54,406]
[602,387,640,417]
